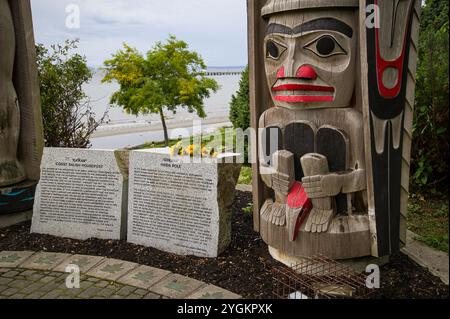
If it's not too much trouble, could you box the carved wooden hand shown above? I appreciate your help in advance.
[302,169,366,199]
[300,153,334,233]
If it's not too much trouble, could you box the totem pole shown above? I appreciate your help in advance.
[0,0,44,214]
[248,0,421,262]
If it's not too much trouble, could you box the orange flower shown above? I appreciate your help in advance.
[184,144,196,155]
[210,149,218,158]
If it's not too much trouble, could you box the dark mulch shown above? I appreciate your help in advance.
[0,191,448,299]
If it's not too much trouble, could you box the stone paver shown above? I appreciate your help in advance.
[20,252,71,271]
[0,269,136,299]
[0,251,35,268]
[117,265,171,289]
[0,251,241,299]
[149,274,205,299]
[94,280,110,288]
[53,254,105,273]
[8,279,29,289]
[28,290,47,299]
[115,285,136,296]
[2,270,20,278]
[78,286,103,299]
[187,284,242,299]
[134,288,149,296]
[97,287,117,298]
[20,281,45,295]
[2,287,19,297]
[87,258,138,281]
[0,277,13,286]
[41,289,65,299]
[143,292,161,299]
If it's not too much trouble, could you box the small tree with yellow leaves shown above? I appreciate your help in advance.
[102,35,219,146]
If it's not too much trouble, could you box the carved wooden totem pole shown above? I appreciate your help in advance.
[0,0,43,214]
[248,0,421,262]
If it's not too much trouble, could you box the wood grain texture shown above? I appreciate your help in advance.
[359,0,421,255]
[260,214,371,259]
[273,150,295,204]
[358,0,377,257]
[399,0,421,246]
[260,107,365,172]
[300,154,333,233]
[0,0,26,188]
[316,126,350,215]
[8,0,43,182]
[262,0,359,17]
[248,0,272,232]
[257,106,368,257]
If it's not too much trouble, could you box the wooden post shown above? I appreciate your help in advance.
[359,0,422,256]
[248,0,272,232]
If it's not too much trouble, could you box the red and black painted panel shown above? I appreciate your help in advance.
[261,126,283,166]
[365,0,415,256]
[284,122,315,180]
[316,127,348,215]
[267,123,350,215]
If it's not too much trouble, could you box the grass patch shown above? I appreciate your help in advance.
[238,165,252,185]
[131,140,175,150]
[407,194,449,253]
[242,203,254,214]
[133,127,255,187]
[132,127,235,152]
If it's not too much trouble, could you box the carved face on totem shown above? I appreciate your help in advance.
[264,9,358,110]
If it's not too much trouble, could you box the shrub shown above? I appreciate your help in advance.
[36,39,105,148]
[229,66,250,131]
[412,0,449,194]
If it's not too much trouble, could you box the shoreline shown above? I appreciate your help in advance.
[92,116,231,138]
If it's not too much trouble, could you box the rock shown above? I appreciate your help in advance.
[127,148,241,258]
[31,148,127,240]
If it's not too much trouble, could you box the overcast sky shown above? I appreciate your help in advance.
[30,0,248,67]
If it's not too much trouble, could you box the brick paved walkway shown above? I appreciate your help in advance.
[0,268,162,299]
[0,251,241,300]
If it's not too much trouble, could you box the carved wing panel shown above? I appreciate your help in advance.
[360,0,421,257]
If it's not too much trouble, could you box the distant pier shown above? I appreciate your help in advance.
[205,70,243,76]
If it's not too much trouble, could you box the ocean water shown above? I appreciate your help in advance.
[87,67,243,149]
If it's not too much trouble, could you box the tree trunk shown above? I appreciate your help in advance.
[159,108,169,146]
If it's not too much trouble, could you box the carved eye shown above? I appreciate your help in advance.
[266,40,286,60]
[304,35,346,58]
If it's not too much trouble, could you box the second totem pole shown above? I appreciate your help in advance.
[248,0,421,262]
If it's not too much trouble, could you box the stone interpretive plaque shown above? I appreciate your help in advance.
[127,149,241,258]
[31,148,127,240]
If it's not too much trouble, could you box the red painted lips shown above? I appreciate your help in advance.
[272,83,335,103]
